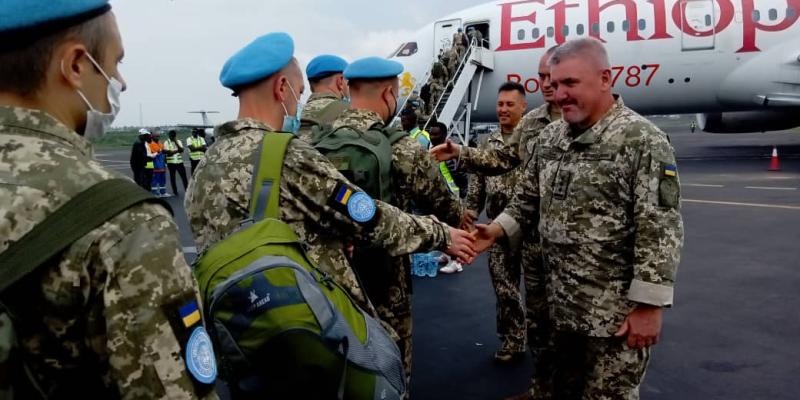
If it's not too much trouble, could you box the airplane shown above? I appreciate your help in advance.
[389,0,800,134]
[179,110,219,136]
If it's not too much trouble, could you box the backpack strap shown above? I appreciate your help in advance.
[249,132,293,222]
[0,179,169,293]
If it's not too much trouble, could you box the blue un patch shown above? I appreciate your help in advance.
[347,191,376,223]
[185,326,218,384]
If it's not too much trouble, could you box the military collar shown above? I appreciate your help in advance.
[569,96,625,146]
[0,106,91,156]
[216,117,276,138]
[341,108,385,129]
[526,103,551,122]
[487,127,514,144]
[308,92,341,102]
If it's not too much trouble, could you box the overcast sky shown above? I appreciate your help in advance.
[112,0,487,127]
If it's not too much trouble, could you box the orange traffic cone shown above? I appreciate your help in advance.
[769,145,781,171]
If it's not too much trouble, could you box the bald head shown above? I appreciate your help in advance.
[237,57,305,129]
[549,38,610,71]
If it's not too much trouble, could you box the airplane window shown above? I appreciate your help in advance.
[638,19,646,30]
[518,29,526,40]
[769,8,778,20]
[592,22,600,34]
[562,25,569,37]
[393,42,418,58]
[752,10,761,21]
[576,24,585,35]
[547,27,555,38]
[607,21,615,33]
[789,7,797,18]
[622,20,630,32]
[532,28,540,38]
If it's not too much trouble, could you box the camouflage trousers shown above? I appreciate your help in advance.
[550,331,651,400]
[521,240,556,399]
[376,303,413,399]
[488,243,526,353]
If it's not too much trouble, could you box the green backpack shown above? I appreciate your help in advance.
[311,122,407,203]
[193,132,406,400]
[297,100,349,143]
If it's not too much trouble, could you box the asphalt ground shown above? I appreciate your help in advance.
[97,120,800,400]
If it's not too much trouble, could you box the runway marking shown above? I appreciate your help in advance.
[744,186,798,191]
[683,199,800,211]
[684,183,725,188]
[183,246,197,254]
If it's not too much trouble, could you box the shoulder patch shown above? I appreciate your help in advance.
[347,191,377,223]
[185,326,218,384]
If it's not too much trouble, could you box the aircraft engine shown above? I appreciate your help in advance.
[696,110,800,133]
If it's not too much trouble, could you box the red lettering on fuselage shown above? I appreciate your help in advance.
[495,0,799,53]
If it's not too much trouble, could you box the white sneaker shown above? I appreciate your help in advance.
[439,260,463,274]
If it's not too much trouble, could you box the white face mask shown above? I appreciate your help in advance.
[73,53,122,140]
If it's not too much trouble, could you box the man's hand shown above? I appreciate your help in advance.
[446,227,477,264]
[474,223,504,253]
[460,209,478,231]
[615,305,663,349]
[430,139,461,162]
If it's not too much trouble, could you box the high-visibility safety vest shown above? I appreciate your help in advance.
[438,161,460,195]
[187,136,207,161]
[409,127,431,149]
[163,139,183,164]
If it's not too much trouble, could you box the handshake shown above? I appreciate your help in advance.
[443,210,505,265]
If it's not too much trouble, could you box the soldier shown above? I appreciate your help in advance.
[300,54,350,141]
[331,56,466,392]
[452,27,468,61]
[446,46,460,82]
[464,82,528,365]
[0,1,219,398]
[185,33,476,322]
[439,38,684,399]
[468,26,484,47]
[428,79,445,117]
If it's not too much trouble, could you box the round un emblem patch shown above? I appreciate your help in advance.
[185,327,217,384]
[347,191,376,223]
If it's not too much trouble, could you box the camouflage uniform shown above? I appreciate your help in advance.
[299,93,348,142]
[185,118,453,320]
[465,128,526,357]
[464,98,684,399]
[0,106,218,399]
[333,108,463,391]
[452,31,468,60]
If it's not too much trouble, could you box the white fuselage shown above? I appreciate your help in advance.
[391,0,800,122]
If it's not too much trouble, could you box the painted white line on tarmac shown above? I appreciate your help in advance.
[183,246,197,254]
[745,186,798,191]
[683,199,800,211]
[684,183,725,188]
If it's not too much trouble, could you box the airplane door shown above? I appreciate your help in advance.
[680,0,716,50]
[434,19,462,59]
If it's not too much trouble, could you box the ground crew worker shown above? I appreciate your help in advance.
[164,129,188,196]
[0,1,218,398]
[141,128,156,189]
[184,33,476,335]
[435,38,684,400]
[149,131,168,197]
[401,107,431,149]
[130,129,149,189]
[332,56,465,392]
[429,122,467,198]
[300,54,350,139]
[690,120,697,133]
[464,82,529,365]
[187,128,207,174]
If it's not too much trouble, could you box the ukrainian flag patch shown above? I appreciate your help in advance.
[179,300,201,328]
[335,185,354,205]
[664,164,677,177]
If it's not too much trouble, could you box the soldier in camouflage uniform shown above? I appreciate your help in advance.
[452,27,468,61]
[185,34,476,327]
[0,2,218,398]
[332,57,465,393]
[438,39,684,400]
[299,54,350,142]
[465,82,529,364]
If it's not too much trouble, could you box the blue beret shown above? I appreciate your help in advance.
[0,0,111,51]
[220,32,294,89]
[306,55,349,80]
[344,57,404,80]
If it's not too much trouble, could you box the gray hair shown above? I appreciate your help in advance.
[549,38,610,70]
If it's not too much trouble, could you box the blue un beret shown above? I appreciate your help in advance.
[306,55,349,80]
[0,0,111,51]
[220,32,295,89]
[344,57,404,80]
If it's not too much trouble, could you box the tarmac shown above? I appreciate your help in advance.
[97,118,800,400]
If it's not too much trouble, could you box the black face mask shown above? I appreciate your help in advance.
[385,90,398,125]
